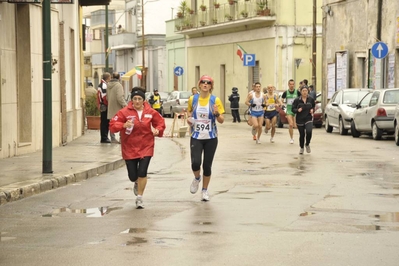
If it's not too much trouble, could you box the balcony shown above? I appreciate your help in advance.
[92,53,115,67]
[109,32,137,50]
[175,0,275,36]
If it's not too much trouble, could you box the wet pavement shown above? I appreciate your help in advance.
[1,117,399,265]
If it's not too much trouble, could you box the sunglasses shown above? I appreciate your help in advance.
[200,80,211,85]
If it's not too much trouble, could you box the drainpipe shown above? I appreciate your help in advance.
[312,0,316,91]
[376,0,382,40]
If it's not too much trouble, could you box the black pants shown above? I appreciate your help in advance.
[232,109,241,122]
[190,138,218,176]
[297,121,313,148]
[125,156,152,182]
[100,110,110,141]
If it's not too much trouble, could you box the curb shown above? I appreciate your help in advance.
[0,159,125,206]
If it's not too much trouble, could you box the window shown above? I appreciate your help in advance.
[369,92,380,107]
[93,29,101,40]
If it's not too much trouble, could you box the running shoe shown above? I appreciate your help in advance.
[299,148,304,155]
[264,127,268,134]
[253,135,257,140]
[202,190,210,201]
[270,137,274,143]
[252,127,257,136]
[190,177,201,194]
[136,197,144,209]
[290,139,294,144]
[256,139,261,144]
[306,145,311,153]
[133,182,138,196]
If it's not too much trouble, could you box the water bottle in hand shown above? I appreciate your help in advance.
[125,116,134,135]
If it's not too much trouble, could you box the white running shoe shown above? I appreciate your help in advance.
[264,127,268,134]
[299,148,304,155]
[256,139,261,144]
[251,127,257,136]
[202,190,210,201]
[133,182,138,196]
[136,197,144,209]
[190,177,201,194]
[290,139,294,144]
[306,145,311,153]
[270,137,274,143]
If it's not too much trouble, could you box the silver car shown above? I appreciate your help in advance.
[324,88,372,135]
[393,104,399,146]
[351,88,399,140]
[162,91,191,118]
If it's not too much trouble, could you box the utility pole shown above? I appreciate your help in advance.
[141,0,146,90]
[312,0,317,91]
[105,5,109,73]
[42,0,52,173]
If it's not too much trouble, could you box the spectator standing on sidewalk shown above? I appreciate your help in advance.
[292,86,315,155]
[191,87,198,95]
[149,89,162,114]
[228,87,241,123]
[109,88,165,209]
[97,72,112,143]
[107,72,127,143]
[187,75,225,202]
[308,85,317,100]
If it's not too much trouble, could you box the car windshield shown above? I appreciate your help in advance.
[179,92,192,99]
[158,92,169,100]
[383,90,399,104]
[343,90,370,104]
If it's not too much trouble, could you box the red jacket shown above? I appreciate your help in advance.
[109,101,166,160]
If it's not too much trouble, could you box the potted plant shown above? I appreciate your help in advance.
[214,2,220,8]
[225,14,233,21]
[228,0,235,5]
[212,18,218,24]
[187,8,194,14]
[178,0,188,17]
[200,21,206,26]
[240,10,248,18]
[176,11,184,18]
[257,0,270,16]
[85,94,101,130]
[200,4,206,11]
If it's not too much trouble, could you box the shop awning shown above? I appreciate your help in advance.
[121,68,136,81]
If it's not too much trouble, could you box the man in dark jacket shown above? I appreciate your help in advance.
[228,87,241,123]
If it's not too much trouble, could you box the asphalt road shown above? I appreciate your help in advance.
[1,119,399,266]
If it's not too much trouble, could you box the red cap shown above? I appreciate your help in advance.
[198,75,214,87]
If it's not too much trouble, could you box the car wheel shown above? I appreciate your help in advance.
[372,121,382,140]
[395,123,399,146]
[325,117,333,133]
[339,117,348,135]
[351,121,361,138]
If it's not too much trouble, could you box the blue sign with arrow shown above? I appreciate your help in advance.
[174,66,184,76]
[371,42,388,59]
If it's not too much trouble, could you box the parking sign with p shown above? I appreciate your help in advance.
[243,54,256,66]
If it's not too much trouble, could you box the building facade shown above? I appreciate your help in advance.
[166,0,323,111]
[0,0,92,159]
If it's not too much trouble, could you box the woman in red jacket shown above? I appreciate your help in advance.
[109,88,165,209]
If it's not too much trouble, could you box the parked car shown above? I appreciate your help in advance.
[394,104,399,146]
[324,88,372,135]
[351,88,399,140]
[277,93,323,128]
[162,91,191,118]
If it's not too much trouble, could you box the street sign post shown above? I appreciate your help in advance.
[371,42,388,59]
[174,66,184,76]
[243,54,256,66]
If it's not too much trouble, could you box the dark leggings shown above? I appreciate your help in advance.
[297,121,313,148]
[190,138,218,176]
[125,156,152,182]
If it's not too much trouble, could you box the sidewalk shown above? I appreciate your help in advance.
[0,130,125,205]
[0,117,191,205]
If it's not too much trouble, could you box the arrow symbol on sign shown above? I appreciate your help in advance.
[377,44,383,58]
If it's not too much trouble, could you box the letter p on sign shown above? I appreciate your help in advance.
[243,54,256,66]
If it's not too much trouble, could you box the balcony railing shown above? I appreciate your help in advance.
[175,0,275,32]
[109,32,137,50]
[92,53,115,66]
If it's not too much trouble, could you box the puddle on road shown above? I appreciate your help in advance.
[0,232,16,242]
[354,225,399,231]
[42,206,122,218]
[299,212,315,217]
[120,228,148,234]
[191,231,215,235]
[124,237,148,246]
[196,221,212,225]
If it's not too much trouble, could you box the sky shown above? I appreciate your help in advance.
[142,0,180,34]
